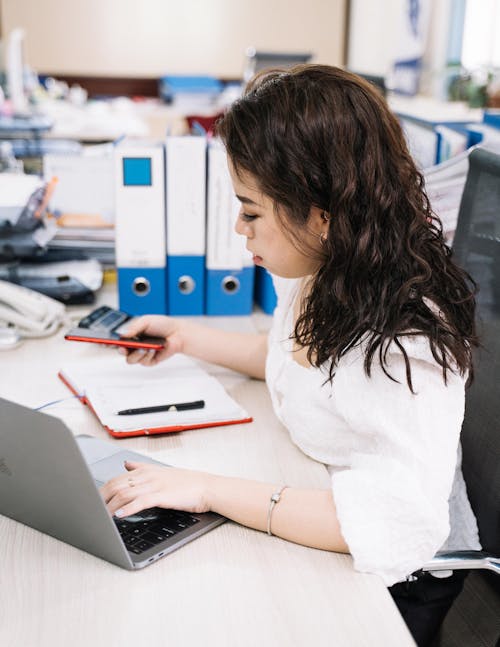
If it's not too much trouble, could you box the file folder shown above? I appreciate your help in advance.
[254,266,277,314]
[463,124,500,150]
[165,136,206,315]
[205,140,254,315]
[483,110,500,129]
[114,140,167,315]
[435,125,469,164]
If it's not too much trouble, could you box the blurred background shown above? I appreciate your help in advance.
[0,0,499,309]
[1,0,499,106]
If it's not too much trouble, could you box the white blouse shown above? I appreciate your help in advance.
[266,276,480,586]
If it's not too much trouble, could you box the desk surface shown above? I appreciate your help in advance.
[0,293,414,647]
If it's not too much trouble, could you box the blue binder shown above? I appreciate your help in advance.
[166,256,205,315]
[483,110,500,129]
[205,140,254,315]
[165,136,206,315]
[254,266,277,314]
[117,267,167,315]
[205,267,255,316]
[114,140,167,315]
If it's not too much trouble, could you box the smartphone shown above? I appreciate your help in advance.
[64,327,165,350]
[65,305,164,350]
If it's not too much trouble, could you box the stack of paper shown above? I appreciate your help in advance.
[424,147,474,243]
[44,145,116,268]
[425,138,500,244]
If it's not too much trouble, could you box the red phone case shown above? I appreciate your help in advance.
[64,329,164,350]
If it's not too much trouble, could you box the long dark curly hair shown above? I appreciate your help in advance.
[216,64,477,390]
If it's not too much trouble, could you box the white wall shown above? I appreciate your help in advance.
[0,0,346,78]
[462,0,500,69]
[347,0,400,77]
[347,0,455,97]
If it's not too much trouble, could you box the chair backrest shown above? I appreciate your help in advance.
[460,319,500,558]
[453,148,500,322]
[452,148,500,561]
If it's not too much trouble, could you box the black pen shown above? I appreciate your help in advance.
[116,400,205,416]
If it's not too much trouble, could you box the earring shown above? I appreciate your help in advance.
[319,211,330,246]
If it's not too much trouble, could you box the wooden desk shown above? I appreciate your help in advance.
[0,297,414,647]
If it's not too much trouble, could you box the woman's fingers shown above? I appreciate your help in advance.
[125,348,157,365]
[124,315,174,340]
[101,464,142,500]
[124,460,143,471]
[113,493,159,519]
[100,463,211,517]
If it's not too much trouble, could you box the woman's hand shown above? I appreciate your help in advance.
[100,460,348,553]
[100,460,213,518]
[119,315,184,366]
[118,314,268,379]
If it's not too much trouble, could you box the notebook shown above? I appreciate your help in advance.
[0,397,226,569]
[58,354,252,437]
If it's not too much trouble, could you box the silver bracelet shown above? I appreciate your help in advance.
[267,485,289,536]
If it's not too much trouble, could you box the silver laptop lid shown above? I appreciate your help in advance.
[0,397,133,569]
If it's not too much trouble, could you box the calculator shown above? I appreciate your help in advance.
[65,306,165,350]
[76,306,132,335]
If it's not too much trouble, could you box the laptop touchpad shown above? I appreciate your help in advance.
[89,450,164,484]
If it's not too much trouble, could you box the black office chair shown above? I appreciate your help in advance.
[421,148,500,646]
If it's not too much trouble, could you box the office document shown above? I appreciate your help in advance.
[114,139,167,315]
[205,140,254,315]
[424,116,500,240]
[434,122,500,164]
[43,149,115,226]
[424,147,475,242]
[435,125,469,164]
[165,136,206,315]
[400,118,439,169]
[59,353,252,438]
[0,173,44,223]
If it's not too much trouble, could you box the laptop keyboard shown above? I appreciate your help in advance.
[114,507,200,555]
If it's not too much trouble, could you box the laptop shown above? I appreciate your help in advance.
[0,397,226,569]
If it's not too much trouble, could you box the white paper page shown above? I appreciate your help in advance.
[62,353,206,388]
[60,353,249,432]
[86,376,247,431]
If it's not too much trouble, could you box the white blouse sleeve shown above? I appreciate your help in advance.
[330,336,466,586]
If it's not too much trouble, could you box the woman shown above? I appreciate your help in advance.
[102,65,480,646]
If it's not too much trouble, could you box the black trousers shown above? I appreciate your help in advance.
[389,570,469,647]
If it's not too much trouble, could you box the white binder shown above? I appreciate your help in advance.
[114,139,167,315]
[205,139,254,315]
[165,135,206,315]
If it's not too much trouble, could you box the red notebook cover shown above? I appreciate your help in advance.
[58,357,253,438]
